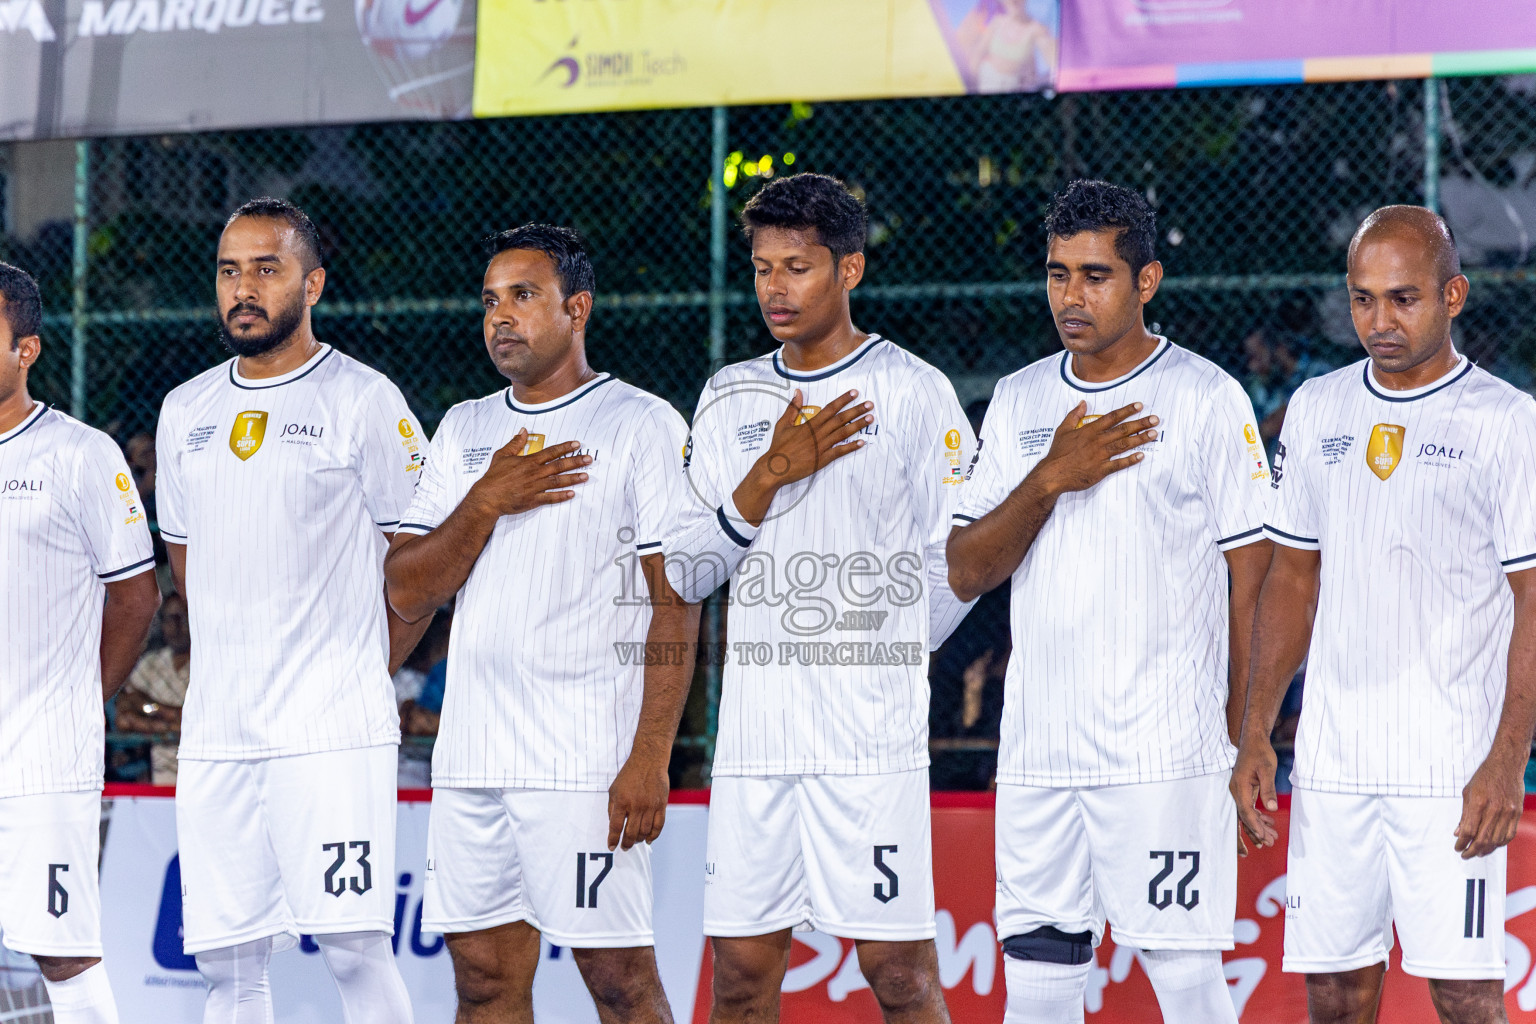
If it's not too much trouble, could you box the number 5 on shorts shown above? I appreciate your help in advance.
[873,845,899,904]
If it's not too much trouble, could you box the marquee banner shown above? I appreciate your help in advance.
[0,0,475,140]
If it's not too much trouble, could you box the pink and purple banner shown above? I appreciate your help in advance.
[1058,0,1536,91]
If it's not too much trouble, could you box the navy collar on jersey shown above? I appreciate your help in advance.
[1059,336,1170,394]
[0,402,48,446]
[1361,355,1472,403]
[771,334,886,383]
[504,373,614,414]
[228,343,334,391]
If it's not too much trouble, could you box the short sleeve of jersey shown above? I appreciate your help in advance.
[1264,384,1321,551]
[954,383,1013,526]
[1494,393,1536,573]
[155,399,188,543]
[73,431,155,581]
[629,402,689,553]
[1200,376,1271,551]
[355,379,428,531]
[397,410,457,536]
[905,369,976,543]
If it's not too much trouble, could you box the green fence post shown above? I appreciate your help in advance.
[70,139,89,421]
[701,105,730,778]
[1424,76,1441,214]
[708,105,728,372]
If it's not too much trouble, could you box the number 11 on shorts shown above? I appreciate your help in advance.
[1464,879,1487,939]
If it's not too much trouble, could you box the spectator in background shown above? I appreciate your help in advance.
[124,433,155,514]
[1241,294,1338,450]
[115,592,189,785]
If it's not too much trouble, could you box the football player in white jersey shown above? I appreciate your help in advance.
[1233,206,1536,1024]
[665,174,974,1024]
[384,225,696,1023]
[947,180,1273,1024]
[157,199,425,1024]
[0,262,159,1024]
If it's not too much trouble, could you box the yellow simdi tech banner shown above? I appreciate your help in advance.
[472,0,1061,117]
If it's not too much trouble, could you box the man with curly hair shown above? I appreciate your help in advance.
[948,179,1272,1023]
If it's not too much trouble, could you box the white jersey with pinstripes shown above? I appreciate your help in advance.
[955,338,1271,787]
[397,374,689,790]
[667,335,975,777]
[1265,356,1536,797]
[0,404,155,797]
[155,344,427,760]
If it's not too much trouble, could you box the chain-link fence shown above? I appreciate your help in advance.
[5,75,1536,786]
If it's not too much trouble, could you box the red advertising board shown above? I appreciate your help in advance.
[687,795,1536,1022]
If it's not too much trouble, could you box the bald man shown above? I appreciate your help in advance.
[1232,206,1536,1023]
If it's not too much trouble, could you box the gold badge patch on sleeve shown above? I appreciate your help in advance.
[1366,423,1405,481]
[229,411,268,461]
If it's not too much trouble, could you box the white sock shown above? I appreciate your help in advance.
[1139,949,1237,1024]
[41,962,120,1024]
[317,930,413,1024]
[1003,956,1088,1024]
[196,937,274,1024]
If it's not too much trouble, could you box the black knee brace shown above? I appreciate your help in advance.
[1001,926,1094,966]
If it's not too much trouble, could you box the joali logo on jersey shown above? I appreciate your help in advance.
[0,478,43,495]
[279,422,325,441]
[1366,423,1405,481]
[229,410,268,461]
[1414,439,1468,464]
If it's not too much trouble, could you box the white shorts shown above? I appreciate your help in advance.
[422,788,653,948]
[996,773,1237,951]
[0,792,104,957]
[1283,788,1506,980]
[704,770,935,941]
[176,745,398,955]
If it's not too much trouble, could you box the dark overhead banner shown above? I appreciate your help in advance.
[0,0,476,140]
